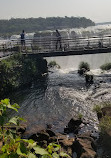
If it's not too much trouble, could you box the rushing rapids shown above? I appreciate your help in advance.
[7,53,111,137]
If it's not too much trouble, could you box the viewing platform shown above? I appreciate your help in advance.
[0,35,111,58]
[22,47,111,57]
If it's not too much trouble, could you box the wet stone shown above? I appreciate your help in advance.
[64,118,82,134]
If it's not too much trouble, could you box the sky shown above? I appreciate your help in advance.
[0,0,111,23]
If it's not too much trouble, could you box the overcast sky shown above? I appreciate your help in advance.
[0,0,111,23]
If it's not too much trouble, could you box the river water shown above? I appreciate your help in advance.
[9,53,111,137]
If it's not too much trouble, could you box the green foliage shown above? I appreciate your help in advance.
[0,99,70,158]
[77,113,83,120]
[0,98,20,126]
[1,136,38,158]
[48,61,60,69]
[99,116,111,133]
[78,61,90,71]
[0,54,47,98]
[93,102,111,134]
[100,63,111,70]
[0,53,23,96]
[93,105,102,113]
[0,98,27,158]
[78,61,90,76]
[102,101,111,108]
[33,146,48,155]
[45,143,70,158]
[93,102,111,113]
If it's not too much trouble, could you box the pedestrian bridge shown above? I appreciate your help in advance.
[1,35,111,57]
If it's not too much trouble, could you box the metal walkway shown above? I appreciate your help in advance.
[1,35,111,57]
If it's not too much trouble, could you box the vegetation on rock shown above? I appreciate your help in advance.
[78,61,90,75]
[0,53,47,98]
[100,62,111,71]
[93,104,102,113]
[99,115,111,134]
[93,102,111,134]
[48,61,60,69]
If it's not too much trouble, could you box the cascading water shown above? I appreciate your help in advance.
[8,51,111,138]
[8,66,98,136]
[33,24,111,39]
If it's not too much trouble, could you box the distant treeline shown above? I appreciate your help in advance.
[0,17,95,37]
[96,22,111,25]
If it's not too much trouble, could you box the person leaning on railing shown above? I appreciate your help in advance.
[55,29,62,51]
[20,30,26,51]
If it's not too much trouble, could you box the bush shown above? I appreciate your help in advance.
[93,105,102,113]
[93,102,111,113]
[78,61,90,71]
[99,116,111,134]
[48,61,60,69]
[100,63,111,70]
[78,61,90,75]
[93,102,111,133]
[102,101,111,108]
[0,53,48,98]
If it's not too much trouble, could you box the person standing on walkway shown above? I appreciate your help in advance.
[56,29,62,50]
[20,30,25,51]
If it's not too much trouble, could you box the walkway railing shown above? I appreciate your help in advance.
[1,35,111,53]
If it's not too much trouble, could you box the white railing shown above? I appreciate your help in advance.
[0,35,111,52]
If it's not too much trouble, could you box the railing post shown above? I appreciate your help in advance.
[109,38,110,47]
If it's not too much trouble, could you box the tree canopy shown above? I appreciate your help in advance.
[0,17,95,37]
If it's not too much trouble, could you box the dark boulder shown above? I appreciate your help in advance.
[78,68,86,75]
[17,126,26,135]
[73,133,97,158]
[64,118,82,134]
[101,106,111,117]
[46,129,56,137]
[29,130,49,142]
[85,72,93,85]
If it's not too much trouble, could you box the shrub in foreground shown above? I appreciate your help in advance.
[0,99,70,158]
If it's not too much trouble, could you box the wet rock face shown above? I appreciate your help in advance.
[101,107,111,117]
[28,129,74,156]
[97,106,111,121]
[58,137,74,156]
[73,133,97,158]
[29,130,50,142]
[85,74,93,85]
[27,117,98,158]
[97,112,103,120]
[28,129,97,158]
[64,118,82,134]
[78,68,86,75]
